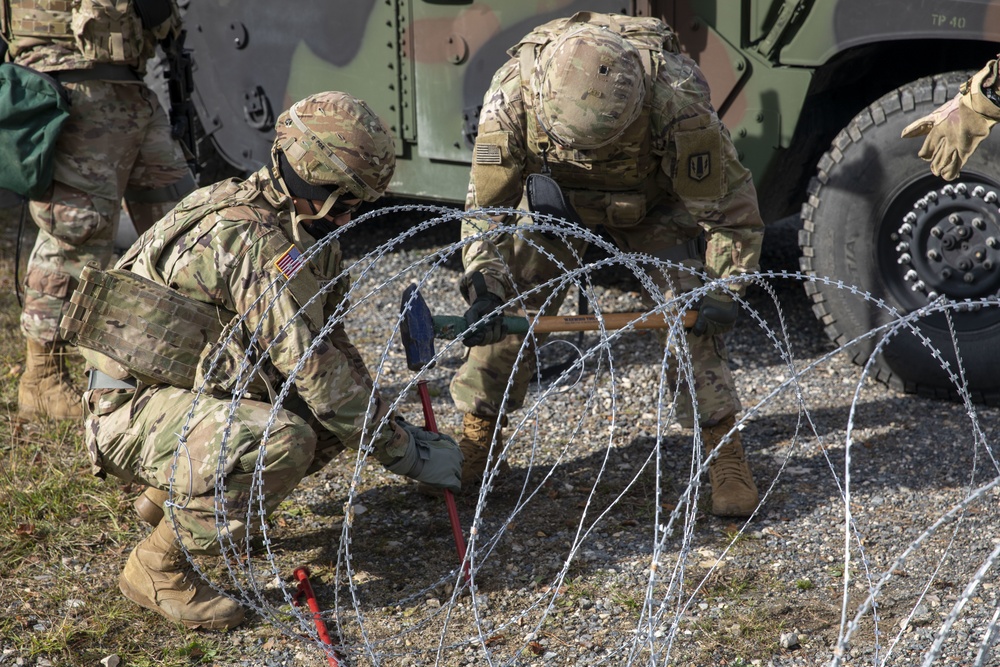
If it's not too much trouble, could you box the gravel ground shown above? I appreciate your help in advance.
[6,204,1000,667]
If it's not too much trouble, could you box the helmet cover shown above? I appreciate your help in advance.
[532,24,646,150]
[272,91,396,202]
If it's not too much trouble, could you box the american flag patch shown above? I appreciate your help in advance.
[474,143,502,165]
[274,245,303,279]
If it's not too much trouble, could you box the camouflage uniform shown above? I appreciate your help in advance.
[8,2,193,346]
[452,13,764,430]
[81,169,412,555]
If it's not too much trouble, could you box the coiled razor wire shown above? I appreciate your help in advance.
[151,203,1000,666]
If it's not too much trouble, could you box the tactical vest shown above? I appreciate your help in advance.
[514,13,679,209]
[1,0,146,63]
[60,178,277,396]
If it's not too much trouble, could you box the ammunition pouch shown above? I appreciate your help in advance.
[60,263,230,388]
[2,0,148,63]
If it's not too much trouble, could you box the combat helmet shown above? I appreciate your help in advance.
[271,91,396,216]
[532,24,646,150]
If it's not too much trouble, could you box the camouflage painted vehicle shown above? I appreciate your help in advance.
[184,0,1000,403]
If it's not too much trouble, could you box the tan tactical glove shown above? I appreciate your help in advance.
[901,60,1000,181]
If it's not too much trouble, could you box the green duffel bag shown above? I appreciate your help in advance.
[0,62,70,198]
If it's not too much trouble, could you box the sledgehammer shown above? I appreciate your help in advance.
[399,284,470,582]
[432,309,697,340]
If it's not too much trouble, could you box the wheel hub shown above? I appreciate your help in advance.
[894,182,1000,302]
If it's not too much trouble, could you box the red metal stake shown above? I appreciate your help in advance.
[292,566,341,666]
[416,380,471,584]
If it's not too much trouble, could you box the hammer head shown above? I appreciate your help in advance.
[400,283,436,371]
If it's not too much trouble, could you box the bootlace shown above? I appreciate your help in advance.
[710,450,752,487]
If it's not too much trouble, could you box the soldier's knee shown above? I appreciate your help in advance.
[31,185,117,246]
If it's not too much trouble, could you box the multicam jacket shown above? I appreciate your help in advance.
[463,13,764,300]
[96,167,410,464]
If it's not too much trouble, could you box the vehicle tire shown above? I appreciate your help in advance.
[799,71,1000,405]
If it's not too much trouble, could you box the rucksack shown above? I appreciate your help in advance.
[0,62,69,198]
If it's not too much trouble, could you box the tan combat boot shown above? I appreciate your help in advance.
[17,339,84,421]
[119,521,246,630]
[134,487,169,526]
[703,415,760,518]
[457,413,511,490]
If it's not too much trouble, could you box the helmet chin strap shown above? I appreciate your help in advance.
[292,192,344,238]
[290,191,339,227]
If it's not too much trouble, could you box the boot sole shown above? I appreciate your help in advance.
[118,571,245,630]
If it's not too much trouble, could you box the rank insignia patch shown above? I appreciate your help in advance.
[688,152,711,182]
[274,244,303,279]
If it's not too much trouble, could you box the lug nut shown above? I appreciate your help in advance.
[912,280,926,292]
[928,190,940,201]
[987,191,999,203]
[904,269,918,280]
[904,212,917,224]
[931,226,944,238]
[927,249,941,261]
[964,272,976,283]
[973,217,986,230]
[942,184,955,196]
[974,186,986,197]
[899,254,912,265]
[956,183,968,194]
[942,268,953,278]
[928,291,939,300]
[959,259,973,271]
[949,213,962,225]
[988,237,999,248]
[896,242,910,252]
[899,223,914,235]
[986,260,995,270]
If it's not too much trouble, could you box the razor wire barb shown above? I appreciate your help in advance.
[151,202,1000,666]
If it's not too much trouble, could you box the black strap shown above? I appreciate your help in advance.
[54,64,139,84]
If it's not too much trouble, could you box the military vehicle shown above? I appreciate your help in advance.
[182,0,1000,403]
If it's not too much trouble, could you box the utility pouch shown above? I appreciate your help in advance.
[526,172,583,226]
[605,191,647,227]
[60,263,228,388]
[71,0,144,64]
[0,62,69,198]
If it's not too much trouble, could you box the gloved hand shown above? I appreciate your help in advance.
[691,291,739,338]
[386,418,463,492]
[901,62,1000,181]
[462,271,508,347]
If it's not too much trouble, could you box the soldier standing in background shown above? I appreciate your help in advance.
[452,12,763,517]
[63,92,463,629]
[3,0,195,421]
[902,56,1000,179]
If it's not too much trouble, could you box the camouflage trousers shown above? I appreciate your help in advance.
[82,384,344,556]
[21,79,192,344]
[451,196,741,429]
